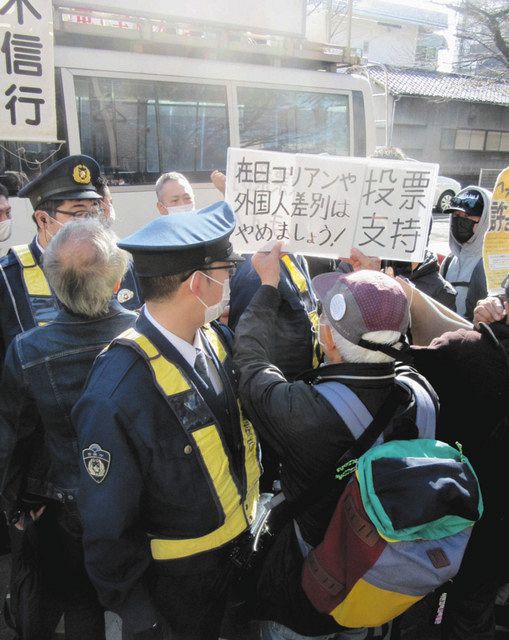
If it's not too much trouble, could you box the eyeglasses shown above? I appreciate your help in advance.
[200,263,238,278]
[54,206,102,219]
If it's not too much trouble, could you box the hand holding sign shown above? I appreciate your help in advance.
[225,148,437,262]
[252,241,285,288]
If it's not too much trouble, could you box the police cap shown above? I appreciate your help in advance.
[118,201,243,277]
[18,154,101,208]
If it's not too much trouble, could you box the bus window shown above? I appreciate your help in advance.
[237,87,349,156]
[75,77,229,184]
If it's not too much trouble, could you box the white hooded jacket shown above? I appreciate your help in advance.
[441,186,491,319]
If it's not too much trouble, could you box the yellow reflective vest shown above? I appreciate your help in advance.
[11,243,57,327]
[111,324,261,560]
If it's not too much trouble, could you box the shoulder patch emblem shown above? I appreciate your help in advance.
[82,444,111,483]
[117,288,134,304]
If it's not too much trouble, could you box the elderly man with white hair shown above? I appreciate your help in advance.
[0,219,137,639]
[233,242,438,640]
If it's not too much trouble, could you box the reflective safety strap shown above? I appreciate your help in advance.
[281,254,308,294]
[281,255,320,365]
[281,255,321,366]
[112,327,260,560]
[238,400,260,522]
[11,244,53,326]
[12,245,51,297]
[151,423,252,560]
[308,309,322,368]
[202,323,227,363]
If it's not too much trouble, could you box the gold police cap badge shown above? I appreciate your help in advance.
[73,164,91,185]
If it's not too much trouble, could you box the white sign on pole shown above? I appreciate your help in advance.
[0,0,57,142]
[226,148,438,262]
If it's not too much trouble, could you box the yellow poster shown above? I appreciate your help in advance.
[483,167,509,294]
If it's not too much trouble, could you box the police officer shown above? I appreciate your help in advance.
[0,154,142,367]
[73,202,261,640]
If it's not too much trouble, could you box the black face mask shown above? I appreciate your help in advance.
[451,215,477,244]
[391,261,413,278]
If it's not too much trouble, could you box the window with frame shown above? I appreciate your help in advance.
[237,86,350,156]
[454,129,486,151]
[75,76,229,184]
[485,131,509,153]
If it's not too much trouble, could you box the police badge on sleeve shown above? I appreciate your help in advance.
[83,444,111,483]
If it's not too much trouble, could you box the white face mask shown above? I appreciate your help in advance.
[0,218,12,242]
[191,271,230,324]
[43,216,65,242]
[165,203,194,215]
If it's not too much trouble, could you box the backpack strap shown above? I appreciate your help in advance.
[395,376,436,439]
[314,381,373,440]
[286,384,409,518]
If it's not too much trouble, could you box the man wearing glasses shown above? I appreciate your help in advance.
[73,202,260,640]
[0,154,142,368]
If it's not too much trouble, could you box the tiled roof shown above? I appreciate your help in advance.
[353,0,448,29]
[364,65,509,106]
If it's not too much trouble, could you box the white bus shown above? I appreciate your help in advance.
[3,2,375,244]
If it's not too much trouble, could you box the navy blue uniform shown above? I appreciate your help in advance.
[0,301,137,639]
[73,312,259,638]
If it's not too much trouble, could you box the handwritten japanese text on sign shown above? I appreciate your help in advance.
[483,166,509,294]
[226,148,438,261]
[0,0,57,142]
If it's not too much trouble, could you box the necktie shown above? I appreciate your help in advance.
[194,349,211,389]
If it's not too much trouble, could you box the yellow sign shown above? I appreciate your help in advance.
[72,164,91,184]
[483,167,509,294]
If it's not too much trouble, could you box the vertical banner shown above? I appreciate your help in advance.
[0,0,57,142]
[483,166,509,294]
[226,148,437,261]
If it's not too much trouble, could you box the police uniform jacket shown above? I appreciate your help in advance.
[228,253,317,380]
[0,236,142,367]
[233,284,439,635]
[0,301,137,524]
[72,311,260,635]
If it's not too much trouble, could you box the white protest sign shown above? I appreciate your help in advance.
[0,0,57,142]
[226,148,438,261]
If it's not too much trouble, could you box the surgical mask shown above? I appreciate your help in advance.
[312,319,329,350]
[0,218,12,242]
[451,215,477,244]
[165,203,194,215]
[191,271,230,324]
[44,216,65,242]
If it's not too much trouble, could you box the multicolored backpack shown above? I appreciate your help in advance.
[301,438,483,628]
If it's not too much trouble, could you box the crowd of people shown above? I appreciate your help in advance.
[0,150,507,640]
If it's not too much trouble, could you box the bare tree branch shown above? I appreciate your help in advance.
[445,0,509,75]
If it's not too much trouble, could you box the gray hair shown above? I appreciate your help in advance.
[43,219,129,318]
[329,324,401,364]
[155,171,192,201]
[371,146,406,161]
